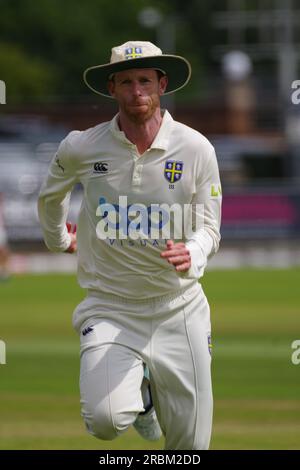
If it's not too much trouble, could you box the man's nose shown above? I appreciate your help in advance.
[131,81,142,96]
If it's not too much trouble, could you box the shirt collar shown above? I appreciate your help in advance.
[150,110,173,150]
[109,109,173,151]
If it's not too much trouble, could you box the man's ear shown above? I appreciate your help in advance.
[159,75,168,95]
[107,79,115,98]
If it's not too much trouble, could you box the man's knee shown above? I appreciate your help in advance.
[82,403,137,441]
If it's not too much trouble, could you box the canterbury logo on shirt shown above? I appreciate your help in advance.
[82,326,94,336]
[94,162,108,173]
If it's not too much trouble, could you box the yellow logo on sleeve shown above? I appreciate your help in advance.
[210,184,222,197]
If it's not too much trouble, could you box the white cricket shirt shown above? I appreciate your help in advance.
[38,110,221,300]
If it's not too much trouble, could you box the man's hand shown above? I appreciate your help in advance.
[160,240,191,272]
[65,222,77,253]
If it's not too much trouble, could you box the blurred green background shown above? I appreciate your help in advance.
[0,0,214,104]
[1,271,299,450]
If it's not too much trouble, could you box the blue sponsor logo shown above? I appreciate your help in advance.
[96,195,171,240]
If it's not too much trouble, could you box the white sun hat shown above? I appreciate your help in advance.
[83,40,192,98]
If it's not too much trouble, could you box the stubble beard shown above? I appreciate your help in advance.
[122,94,160,125]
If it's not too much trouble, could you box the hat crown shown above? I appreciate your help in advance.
[110,41,163,64]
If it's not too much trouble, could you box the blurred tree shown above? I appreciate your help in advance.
[171,0,221,65]
[0,42,58,102]
[0,0,155,102]
[168,0,222,101]
[0,0,219,103]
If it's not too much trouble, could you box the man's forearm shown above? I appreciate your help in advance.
[38,192,72,252]
[38,133,79,252]
[185,229,217,279]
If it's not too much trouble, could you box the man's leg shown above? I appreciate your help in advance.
[79,319,145,440]
[150,286,213,450]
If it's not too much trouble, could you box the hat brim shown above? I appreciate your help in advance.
[83,55,191,97]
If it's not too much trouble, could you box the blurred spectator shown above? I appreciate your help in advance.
[222,51,256,135]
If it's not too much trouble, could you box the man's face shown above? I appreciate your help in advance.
[108,68,168,124]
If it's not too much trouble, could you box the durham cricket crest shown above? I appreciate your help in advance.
[125,47,143,60]
[164,160,184,183]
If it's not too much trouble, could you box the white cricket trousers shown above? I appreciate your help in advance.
[76,282,213,450]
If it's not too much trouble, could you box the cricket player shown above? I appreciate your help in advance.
[38,41,222,450]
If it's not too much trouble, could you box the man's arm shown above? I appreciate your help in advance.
[38,132,79,253]
[161,147,222,277]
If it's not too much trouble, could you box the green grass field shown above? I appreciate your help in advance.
[1,269,300,449]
